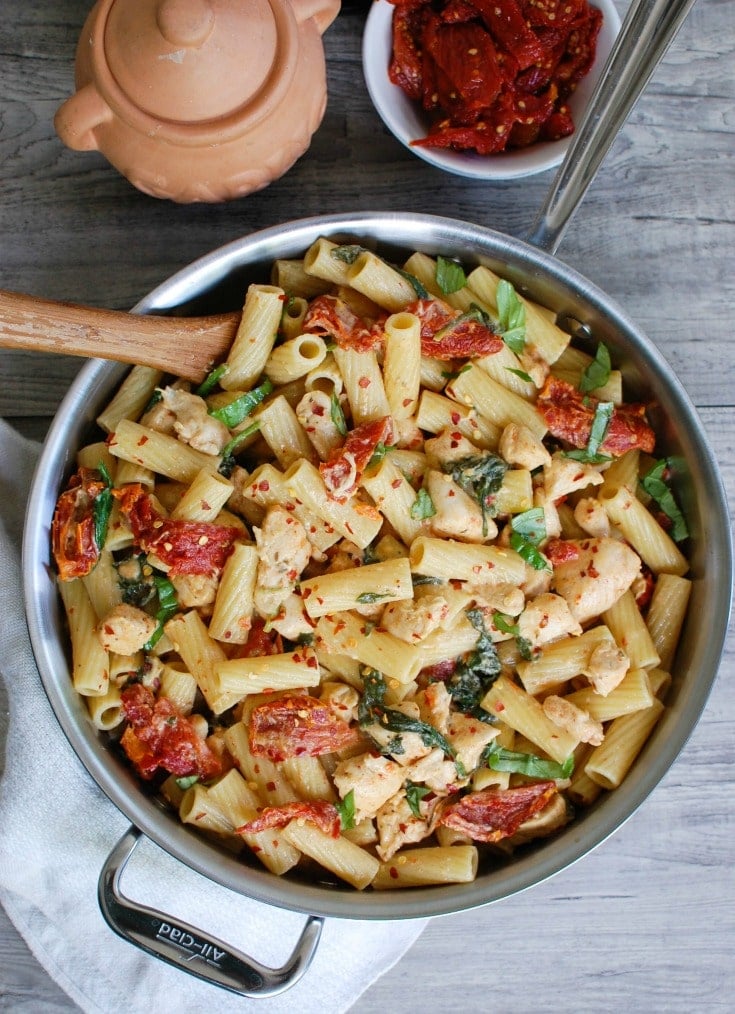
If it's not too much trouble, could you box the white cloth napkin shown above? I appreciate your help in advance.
[0,418,427,1013]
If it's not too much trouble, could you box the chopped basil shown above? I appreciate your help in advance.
[587,400,613,457]
[356,591,390,605]
[435,256,467,295]
[367,441,388,468]
[195,363,229,397]
[447,609,501,722]
[505,367,533,383]
[410,487,436,520]
[483,743,574,780]
[218,420,261,477]
[359,669,460,769]
[444,452,508,537]
[396,267,429,300]
[330,391,348,436]
[640,458,689,542]
[330,244,365,265]
[509,508,551,573]
[175,774,200,791]
[405,782,431,819]
[492,611,535,661]
[441,363,472,381]
[496,279,526,354]
[144,575,180,650]
[143,388,163,413]
[579,342,612,394]
[209,378,273,428]
[510,507,546,544]
[563,400,614,465]
[335,789,356,831]
[92,461,113,554]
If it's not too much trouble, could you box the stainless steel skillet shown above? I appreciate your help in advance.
[22,0,730,999]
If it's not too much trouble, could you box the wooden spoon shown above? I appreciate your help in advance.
[0,289,241,383]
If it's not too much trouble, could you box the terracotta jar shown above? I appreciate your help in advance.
[54,0,341,202]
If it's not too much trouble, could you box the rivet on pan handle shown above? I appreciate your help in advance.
[98,826,323,997]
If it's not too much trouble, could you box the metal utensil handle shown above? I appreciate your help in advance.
[528,0,699,254]
[98,826,323,998]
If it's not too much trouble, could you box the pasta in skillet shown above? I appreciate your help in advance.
[51,239,691,889]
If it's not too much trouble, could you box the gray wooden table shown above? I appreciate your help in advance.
[1,1,733,1010]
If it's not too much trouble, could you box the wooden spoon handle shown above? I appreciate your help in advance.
[0,289,240,383]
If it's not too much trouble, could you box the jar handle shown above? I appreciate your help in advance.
[54,82,112,152]
[98,825,323,997]
[290,0,341,34]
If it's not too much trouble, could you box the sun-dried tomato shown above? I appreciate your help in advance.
[439,781,556,842]
[408,297,504,359]
[536,376,656,457]
[302,294,379,352]
[51,467,107,580]
[388,0,602,155]
[120,682,222,782]
[236,800,341,838]
[230,616,283,659]
[249,694,359,763]
[320,415,395,500]
[114,484,240,576]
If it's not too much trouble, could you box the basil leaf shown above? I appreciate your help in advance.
[396,267,428,300]
[588,400,613,457]
[505,367,533,383]
[579,342,611,394]
[510,532,551,572]
[331,244,366,265]
[484,743,574,780]
[330,391,348,436]
[209,378,273,428]
[441,364,472,381]
[93,461,114,553]
[563,448,613,465]
[195,363,229,397]
[356,591,390,605]
[367,441,388,468]
[144,576,179,650]
[335,789,356,831]
[405,782,431,819]
[492,611,520,637]
[640,459,689,542]
[218,420,261,477]
[359,670,459,768]
[510,507,546,545]
[435,256,467,295]
[447,609,501,722]
[496,279,526,354]
[445,453,508,537]
[410,487,436,520]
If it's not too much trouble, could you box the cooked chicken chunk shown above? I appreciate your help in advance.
[499,423,552,471]
[333,753,405,823]
[427,470,493,542]
[380,594,450,643]
[253,506,311,619]
[542,694,604,746]
[553,537,642,624]
[583,640,630,696]
[160,387,230,456]
[518,592,582,649]
[97,603,158,655]
[544,453,604,503]
[375,791,438,861]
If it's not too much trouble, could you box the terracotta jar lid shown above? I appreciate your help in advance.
[54,0,340,202]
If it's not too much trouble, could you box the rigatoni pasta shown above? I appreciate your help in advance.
[50,239,692,892]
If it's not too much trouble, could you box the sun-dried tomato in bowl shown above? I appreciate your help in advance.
[388,0,603,155]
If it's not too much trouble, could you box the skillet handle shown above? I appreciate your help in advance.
[528,0,699,254]
[98,826,323,997]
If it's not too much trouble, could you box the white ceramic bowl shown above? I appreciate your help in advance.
[362,0,621,180]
